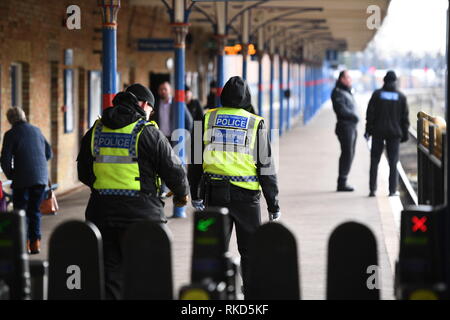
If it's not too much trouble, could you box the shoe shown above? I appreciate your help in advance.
[337,184,354,192]
[369,191,376,197]
[389,191,400,197]
[29,239,41,255]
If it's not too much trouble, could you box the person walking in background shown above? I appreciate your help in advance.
[0,107,52,254]
[204,80,218,110]
[331,70,359,192]
[185,85,203,122]
[365,70,410,197]
[151,81,193,141]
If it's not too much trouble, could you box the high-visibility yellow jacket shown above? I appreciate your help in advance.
[203,107,263,190]
[90,118,160,196]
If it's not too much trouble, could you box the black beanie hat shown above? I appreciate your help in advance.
[383,70,397,83]
[220,76,251,108]
[126,83,155,107]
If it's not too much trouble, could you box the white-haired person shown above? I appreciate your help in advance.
[0,107,52,254]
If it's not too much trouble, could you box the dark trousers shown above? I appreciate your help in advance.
[336,125,357,186]
[369,136,400,193]
[207,183,261,293]
[13,185,46,241]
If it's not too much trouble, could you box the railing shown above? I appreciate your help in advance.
[417,111,446,205]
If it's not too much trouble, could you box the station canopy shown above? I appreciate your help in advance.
[130,0,390,56]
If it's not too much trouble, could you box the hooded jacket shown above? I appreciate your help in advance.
[188,77,280,213]
[77,91,189,224]
[365,81,410,139]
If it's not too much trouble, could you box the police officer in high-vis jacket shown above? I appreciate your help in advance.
[77,83,189,300]
[189,76,281,293]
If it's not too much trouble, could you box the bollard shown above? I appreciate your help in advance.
[327,222,380,300]
[246,222,300,300]
[48,220,104,300]
[122,221,173,300]
[0,210,31,300]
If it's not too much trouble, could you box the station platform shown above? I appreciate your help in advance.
[31,95,401,300]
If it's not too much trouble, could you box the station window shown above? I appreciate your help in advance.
[64,69,75,133]
[88,71,102,127]
[88,71,121,128]
[10,63,22,108]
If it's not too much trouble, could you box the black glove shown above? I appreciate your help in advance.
[401,135,409,143]
[364,132,371,140]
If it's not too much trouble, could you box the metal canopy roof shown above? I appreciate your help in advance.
[130,0,391,58]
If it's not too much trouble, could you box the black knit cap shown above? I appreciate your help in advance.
[126,83,155,107]
[383,70,397,83]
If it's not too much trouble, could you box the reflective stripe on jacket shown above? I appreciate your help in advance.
[90,118,157,196]
[203,107,263,190]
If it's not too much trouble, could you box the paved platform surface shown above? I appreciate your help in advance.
[31,95,401,300]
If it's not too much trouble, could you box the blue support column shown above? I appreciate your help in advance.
[269,54,275,132]
[286,61,291,130]
[242,45,248,81]
[216,36,227,106]
[279,57,284,136]
[99,0,120,110]
[304,66,310,124]
[172,23,189,218]
[257,53,264,117]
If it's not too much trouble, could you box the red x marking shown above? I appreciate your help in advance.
[412,216,427,232]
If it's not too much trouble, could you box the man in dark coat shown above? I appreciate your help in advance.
[365,70,410,196]
[1,107,52,254]
[77,83,189,299]
[185,85,203,122]
[331,70,359,191]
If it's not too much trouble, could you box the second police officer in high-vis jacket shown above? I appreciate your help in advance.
[189,76,281,293]
[77,83,189,300]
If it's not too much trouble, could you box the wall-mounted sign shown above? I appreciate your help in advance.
[137,38,174,52]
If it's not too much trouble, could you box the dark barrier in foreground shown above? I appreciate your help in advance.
[123,221,173,300]
[0,211,30,300]
[395,205,447,299]
[246,222,300,300]
[48,220,104,300]
[327,222,379,300]
[179,207,241,300]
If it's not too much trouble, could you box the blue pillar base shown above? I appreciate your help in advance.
[172,206,187,218]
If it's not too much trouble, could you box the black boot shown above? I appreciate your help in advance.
[337,178,354,192]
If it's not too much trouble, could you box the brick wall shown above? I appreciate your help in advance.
[0,0,211,193]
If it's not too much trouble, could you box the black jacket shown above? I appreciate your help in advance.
[331,82,359,129]
[77,91,189,224]
[365,82,410,139]
[1,122,52,189]
[188,78,280,213]
[187,99,204,122]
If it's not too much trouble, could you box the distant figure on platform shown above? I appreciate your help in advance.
[77,84,189,299]
[151,81,193,141]
[365,71,410,197]
[0,107,52,255]
[331,70,359,192]
[185,85,203,122]
[204,80,218,110]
